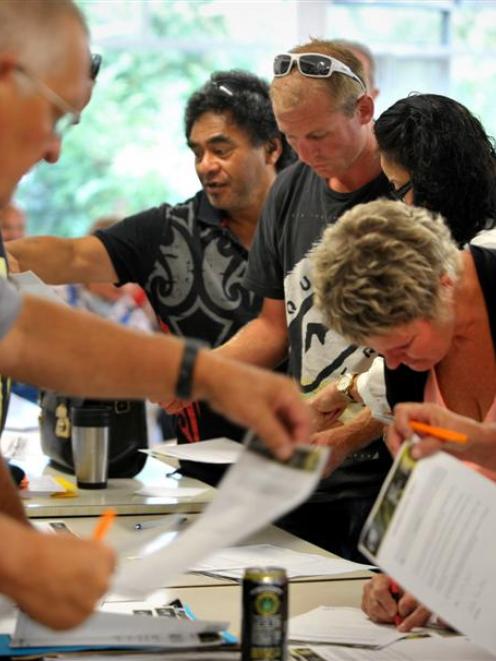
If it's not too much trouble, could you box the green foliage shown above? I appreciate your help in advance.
[17,0,227,237]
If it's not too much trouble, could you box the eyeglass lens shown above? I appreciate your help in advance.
[273,54,292,76]
[298,54,332,76]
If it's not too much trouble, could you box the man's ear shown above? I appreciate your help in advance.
[356,94,374,125]
[265,137,283,166]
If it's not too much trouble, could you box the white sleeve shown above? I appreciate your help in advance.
[355,356,390,417]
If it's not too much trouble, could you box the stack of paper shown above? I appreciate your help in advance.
[8,610,228,654]
[143,438,243,464]
[191,544,372,580]
[114,437,329,595]
[289,607,406,649]
[289,637,496,660]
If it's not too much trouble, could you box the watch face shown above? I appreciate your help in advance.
[337,373,353,395]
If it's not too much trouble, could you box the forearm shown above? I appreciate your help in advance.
[8,236,116,284]
[214,316,288,369]
[0,295,185,402]
[320,407,384,456]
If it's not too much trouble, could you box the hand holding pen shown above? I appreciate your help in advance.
[362,574,432,632]
[373,404,480,462]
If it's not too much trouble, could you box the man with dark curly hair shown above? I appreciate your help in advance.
[8,70,295,483]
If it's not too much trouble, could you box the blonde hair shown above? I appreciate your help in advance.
[312,199,461,343]
[270,39,365,116]
[0,0,87,75]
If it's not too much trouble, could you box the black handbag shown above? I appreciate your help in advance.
[39,392,148,478]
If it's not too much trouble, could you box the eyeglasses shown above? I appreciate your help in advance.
[14,65,80,137]
[273,52,365,91]
[90,54,102,82]
[390,180,412,202]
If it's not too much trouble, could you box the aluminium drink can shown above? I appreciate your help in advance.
[241,566,288,660]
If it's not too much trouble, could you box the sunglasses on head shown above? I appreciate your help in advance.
[273,52,365,91]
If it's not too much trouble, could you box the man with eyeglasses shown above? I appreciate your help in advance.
[207,40,393,561]
[0,0,310,629]
[8,69,296,486]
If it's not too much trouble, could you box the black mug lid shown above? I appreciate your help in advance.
[71,406,111,427]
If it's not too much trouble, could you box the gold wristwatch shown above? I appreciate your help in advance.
[336,372,357,403]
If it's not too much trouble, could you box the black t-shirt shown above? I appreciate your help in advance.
[246,162,392,500]
[96,191,263,482]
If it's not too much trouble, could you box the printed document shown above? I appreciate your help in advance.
[11,610,227,650]
[191,544,372,580]
[359,445,496,657]
[114,436,328,594]
[288,607,406,648]
[143,437,243,464]
[289,636,495,660]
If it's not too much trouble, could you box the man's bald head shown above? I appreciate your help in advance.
[0,0,88,77]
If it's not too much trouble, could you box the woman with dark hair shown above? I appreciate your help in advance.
[374,93,496,247]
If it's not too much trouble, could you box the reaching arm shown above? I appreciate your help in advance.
[214,297,289,368]
[1,294,310,459]
[312,407,385,474]
[7,236,117,284]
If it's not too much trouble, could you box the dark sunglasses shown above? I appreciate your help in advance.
[273,52,365,91]
[390,180,412,202]
[90,54,102,82]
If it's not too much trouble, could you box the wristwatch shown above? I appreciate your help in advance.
[175,339,206,400]
[336,372,357,404]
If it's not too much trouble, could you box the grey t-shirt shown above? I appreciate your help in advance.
[245,161,392,501]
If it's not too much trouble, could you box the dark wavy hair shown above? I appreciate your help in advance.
[184,69,295,172]
[375,93,496,246]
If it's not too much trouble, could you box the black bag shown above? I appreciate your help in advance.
[39,392,148,478]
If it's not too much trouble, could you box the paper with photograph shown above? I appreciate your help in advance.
[359,445,496,657]
[114,435,328,595]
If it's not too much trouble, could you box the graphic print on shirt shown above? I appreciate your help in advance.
[285,253,375,396]
[145,203,260,347]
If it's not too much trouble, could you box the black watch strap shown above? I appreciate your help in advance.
[175,339,205,400]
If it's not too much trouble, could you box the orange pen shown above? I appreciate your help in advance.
[92,508,116,541]
[409,421,468,445]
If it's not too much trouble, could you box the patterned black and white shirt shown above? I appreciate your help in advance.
[96,191,262,479]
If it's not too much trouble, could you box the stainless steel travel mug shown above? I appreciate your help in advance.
[71,407,111,489]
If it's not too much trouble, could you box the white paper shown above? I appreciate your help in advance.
[11,610,227,649]
[20,476,66,497]
[114,439,328,595]
[290,637,496,660]
[135,486,207,499]
[192,544,372,580]
[288,607,404,648]
[360,449,496,657]
[0,430,43,461]
[10,271,66,305]
[3,394,40,432]
[144,438,243,464]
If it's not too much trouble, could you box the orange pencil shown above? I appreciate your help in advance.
[92,508,116,541]
[409,421,468,445]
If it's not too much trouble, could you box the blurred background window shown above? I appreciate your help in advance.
[15,0,496,236]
